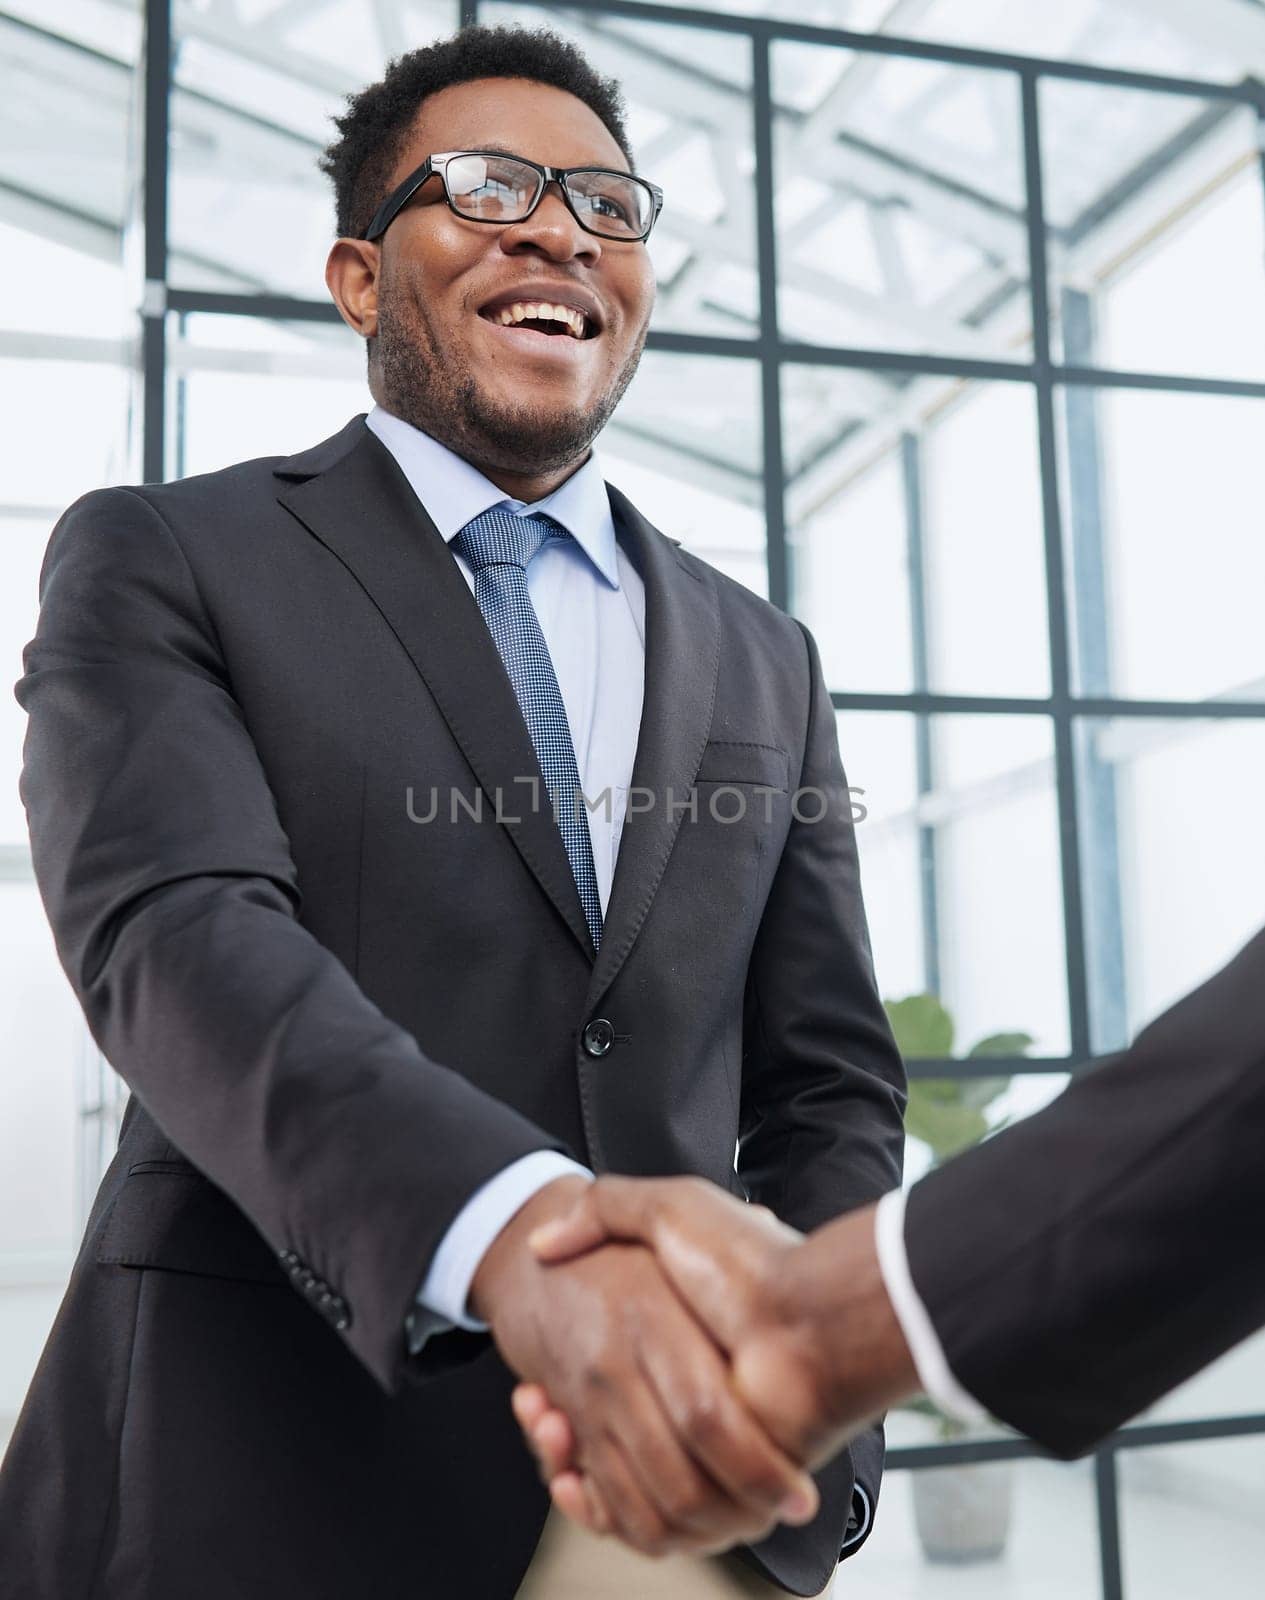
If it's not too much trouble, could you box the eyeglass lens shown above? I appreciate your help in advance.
[444,153,651,239]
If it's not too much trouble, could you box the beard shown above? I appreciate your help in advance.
[372,279,648,478]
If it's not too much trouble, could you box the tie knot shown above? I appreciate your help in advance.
[453,508,565,573]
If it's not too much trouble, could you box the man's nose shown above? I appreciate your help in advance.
[500,184,601,262]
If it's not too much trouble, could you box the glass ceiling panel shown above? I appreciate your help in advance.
[1039,80,1252,231]
[773,41,1031,359]
[1,6,139,368]
[4,0,139,63]
[891,0,1253,84]
[1041,83,1263,377]
[168,0,458,299]
[624,0,1254,85]
[1,9,139,249]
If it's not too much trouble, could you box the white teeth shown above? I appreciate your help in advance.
[491,300,589,339]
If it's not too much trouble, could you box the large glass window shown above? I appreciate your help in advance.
[1059,386,1265,703]
[168,312,369,472]
[774,45,1031,361]
[839,710,1070,1057]
[1,0,142,1465]
[787,367,1050,696]
[1077,716,1265,1051]
[1042,84,1263,380]
[599,350,766,594]
[1118,1437,1265,1594]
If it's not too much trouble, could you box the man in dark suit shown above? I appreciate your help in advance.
[515,917,1265,1542]
[0,23,905,1600]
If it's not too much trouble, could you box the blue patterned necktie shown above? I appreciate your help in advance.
[452,507,603,951]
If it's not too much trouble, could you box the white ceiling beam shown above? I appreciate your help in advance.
[0,328,135,364]
[0,183,125,262]
[813,137,1023,263]
[789,0,943,145]
[657,198,998,356]
[868,200,915,304]
[173,0,354,96]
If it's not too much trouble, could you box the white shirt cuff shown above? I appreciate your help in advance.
[873,1186,988,1426]
[416,1152,594,1331]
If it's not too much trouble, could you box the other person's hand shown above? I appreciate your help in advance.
[469,1176,820,1557]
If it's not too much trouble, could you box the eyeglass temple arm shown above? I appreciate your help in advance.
[362,159,439,241]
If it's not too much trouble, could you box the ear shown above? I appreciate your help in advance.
[325,237,380,340]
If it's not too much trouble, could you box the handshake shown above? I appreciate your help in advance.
[468,1173,917,1560]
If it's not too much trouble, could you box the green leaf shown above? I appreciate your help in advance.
[884,994,954,1058]
[968,1030,1034,1059]
[885,995,1028,1166]
[955,1076,1012,1113]
[903,1083,990,1163]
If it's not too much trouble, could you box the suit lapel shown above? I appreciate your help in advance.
[590,484,720,1011]
[272,417,721,1000]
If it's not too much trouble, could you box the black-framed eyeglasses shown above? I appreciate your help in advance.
[361,149,664,244]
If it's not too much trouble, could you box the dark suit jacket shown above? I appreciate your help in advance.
[906,922,1265,1458]
[0,415,905,1599]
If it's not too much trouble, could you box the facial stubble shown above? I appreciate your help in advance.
[373,275,649,477]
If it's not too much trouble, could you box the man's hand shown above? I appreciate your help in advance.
[511,1176,920,1537]
[468,1176,820,1557]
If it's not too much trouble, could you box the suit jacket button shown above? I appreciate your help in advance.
[581,1018,615,1057]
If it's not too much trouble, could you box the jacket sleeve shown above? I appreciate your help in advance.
[905,922,1265,1457]
[15,486,565,1394]
[738,617,908,1578]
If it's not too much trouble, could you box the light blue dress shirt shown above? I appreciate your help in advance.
[365,403,639,1330]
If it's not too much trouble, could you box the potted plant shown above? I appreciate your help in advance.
[884,994,1033,1564]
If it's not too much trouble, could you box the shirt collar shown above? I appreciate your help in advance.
[365,404,620,590]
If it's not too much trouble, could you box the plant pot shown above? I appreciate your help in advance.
[912,1457,1014,1563]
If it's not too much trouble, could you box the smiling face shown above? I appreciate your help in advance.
[328,76,656,495]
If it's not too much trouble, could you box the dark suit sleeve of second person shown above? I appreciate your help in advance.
[15,486,567,1396]
[904,922,1265,1458]
[738,617,908,1573]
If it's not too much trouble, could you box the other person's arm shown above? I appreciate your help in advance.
[516,917,1265,1520]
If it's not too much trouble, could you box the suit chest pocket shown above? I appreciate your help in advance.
[692,740,790,827]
